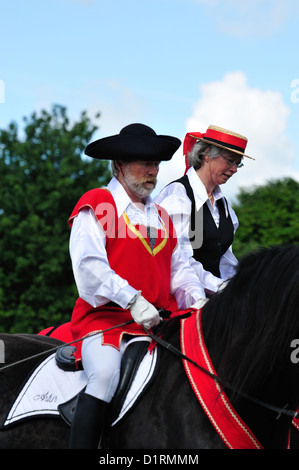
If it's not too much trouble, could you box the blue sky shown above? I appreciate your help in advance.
[1,0,299,201]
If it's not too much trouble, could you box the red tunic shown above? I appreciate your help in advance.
[68,188,178,361]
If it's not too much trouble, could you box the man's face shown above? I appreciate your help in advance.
[120,160,160,201]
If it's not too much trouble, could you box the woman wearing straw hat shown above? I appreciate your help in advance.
[155,125,254,295]
[67,123,206,448]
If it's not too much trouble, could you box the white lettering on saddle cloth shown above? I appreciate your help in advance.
[4,354,87,427]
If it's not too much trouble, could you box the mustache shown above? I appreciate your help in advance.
[142,177,157,185]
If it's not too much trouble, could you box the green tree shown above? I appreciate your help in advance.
[232,178,299,258]
[0,104,110,333]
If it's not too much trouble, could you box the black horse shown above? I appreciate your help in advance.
[1,245,299,449]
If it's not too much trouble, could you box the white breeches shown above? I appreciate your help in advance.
[82,334,126,403]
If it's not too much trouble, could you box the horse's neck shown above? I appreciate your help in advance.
[235,400,292,449]
[202,311,293,449]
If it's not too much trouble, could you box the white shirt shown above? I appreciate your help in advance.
[154,167,239,292]
[69,177,206,310]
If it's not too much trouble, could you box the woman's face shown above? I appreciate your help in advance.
[207,151,242,186]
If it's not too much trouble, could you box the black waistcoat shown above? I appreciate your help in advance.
[174,175,234,278]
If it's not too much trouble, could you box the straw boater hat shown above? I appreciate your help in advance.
[183,124,253,173]
[183,124,252,158]
[85,123,181,161]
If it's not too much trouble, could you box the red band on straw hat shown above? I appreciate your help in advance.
[183,125,253,174]
[202,126,247,153]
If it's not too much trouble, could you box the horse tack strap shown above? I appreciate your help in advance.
[180,310,263,449]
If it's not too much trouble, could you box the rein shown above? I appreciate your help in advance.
[145,322,299,421]
[1,317,298,421]
[0,320,134,373]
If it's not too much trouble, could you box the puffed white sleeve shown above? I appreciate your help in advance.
[156,183,224,293]
[69,208,137,308]
[169,231,206,310]
[155,183,194,254]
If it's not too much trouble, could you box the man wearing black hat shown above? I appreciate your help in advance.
[68,123,206,448]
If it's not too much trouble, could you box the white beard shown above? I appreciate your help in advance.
[123,171,157,199]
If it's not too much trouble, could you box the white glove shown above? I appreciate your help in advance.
[128,293,161,330]
[190,297,208,309]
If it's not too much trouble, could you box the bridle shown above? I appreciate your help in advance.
[0,321,134,372]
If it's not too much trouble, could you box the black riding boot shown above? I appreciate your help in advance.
[68,391,107,449]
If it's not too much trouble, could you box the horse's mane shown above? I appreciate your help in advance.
[201,244,299,404]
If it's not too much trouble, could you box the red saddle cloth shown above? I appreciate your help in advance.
[180,309,263,449]
[38,322,74,344]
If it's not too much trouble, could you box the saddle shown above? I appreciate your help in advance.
[1,336,157,430]
[56,338,153,426]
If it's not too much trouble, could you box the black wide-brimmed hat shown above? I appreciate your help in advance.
[85,123,181,161]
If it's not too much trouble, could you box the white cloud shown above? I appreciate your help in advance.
[155,71,298,203]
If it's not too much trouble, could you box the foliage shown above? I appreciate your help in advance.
[232,178,299,259]
[0,105,110,333]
